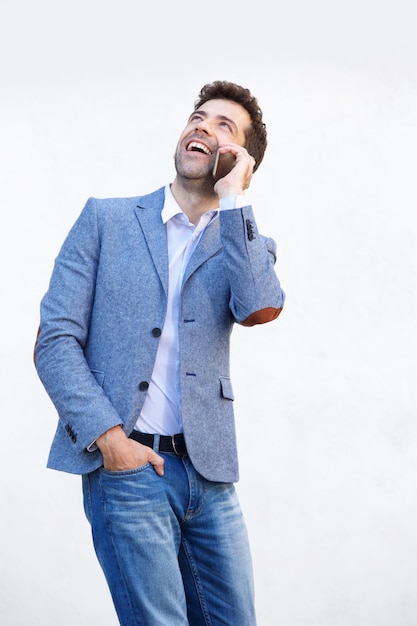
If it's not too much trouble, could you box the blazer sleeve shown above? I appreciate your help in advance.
[219,205,285,326]
[35,198,123,452]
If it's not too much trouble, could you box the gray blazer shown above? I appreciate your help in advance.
[35,187,285,482]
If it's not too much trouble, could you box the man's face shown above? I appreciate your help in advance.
[174,99,251,180]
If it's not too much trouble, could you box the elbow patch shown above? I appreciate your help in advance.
[240,306,283,327]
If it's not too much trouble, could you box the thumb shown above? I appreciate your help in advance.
[148,450,165,476]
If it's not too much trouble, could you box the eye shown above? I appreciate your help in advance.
[219,121,233,132]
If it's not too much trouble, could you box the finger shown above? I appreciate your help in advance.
[148,451,165,476]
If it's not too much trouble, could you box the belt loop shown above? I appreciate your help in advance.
[153,434,160,452]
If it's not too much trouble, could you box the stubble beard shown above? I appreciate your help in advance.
[174,148,213,181]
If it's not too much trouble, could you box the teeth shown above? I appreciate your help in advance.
[187,141,211,155]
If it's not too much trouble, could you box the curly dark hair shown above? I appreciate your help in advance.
[194,80,267,172]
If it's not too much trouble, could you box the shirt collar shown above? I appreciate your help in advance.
[162,184,219,226]
[162,185,183,224]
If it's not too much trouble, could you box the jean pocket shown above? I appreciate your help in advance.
[100,462,151,477]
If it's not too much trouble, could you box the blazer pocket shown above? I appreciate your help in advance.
[91,369,105,387]
[219,376,234,401]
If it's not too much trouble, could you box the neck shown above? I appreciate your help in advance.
[170,176,219,225]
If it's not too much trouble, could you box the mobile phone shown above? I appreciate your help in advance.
[212,151,236,181]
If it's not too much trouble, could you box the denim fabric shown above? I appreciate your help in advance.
[82,453,256,626]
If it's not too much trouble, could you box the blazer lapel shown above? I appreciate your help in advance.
[134,188,169,296]
[134,188,222,293]
[182,217,221,287]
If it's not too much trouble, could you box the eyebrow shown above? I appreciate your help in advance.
[189,109,238,133]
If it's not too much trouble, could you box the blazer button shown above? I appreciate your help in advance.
[139,381,149,391]
[152,327,162,337]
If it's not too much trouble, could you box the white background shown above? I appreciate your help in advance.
[1,1,416,624]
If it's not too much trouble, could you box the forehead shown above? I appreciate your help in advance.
[194,98,251,130]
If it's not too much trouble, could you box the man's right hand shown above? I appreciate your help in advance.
[96,425,164,476]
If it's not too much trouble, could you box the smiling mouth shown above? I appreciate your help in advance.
[186,141,212,155]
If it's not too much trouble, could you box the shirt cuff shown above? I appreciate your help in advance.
[219,195,249,211]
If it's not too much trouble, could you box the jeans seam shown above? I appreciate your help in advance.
[82,474,92,523]
[181,537,212,626]
[182,456,204,520]
[96,470,138,626]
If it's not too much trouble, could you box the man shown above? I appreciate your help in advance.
[35,80,285,625]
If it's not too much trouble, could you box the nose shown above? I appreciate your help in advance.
[194,118,213,136]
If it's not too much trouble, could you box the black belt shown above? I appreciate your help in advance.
[129,431,187,456]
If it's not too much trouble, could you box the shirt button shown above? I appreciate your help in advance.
[152,327,162,337]
[139,381,149,391]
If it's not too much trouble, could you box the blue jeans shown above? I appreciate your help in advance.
[82,450,256,626]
